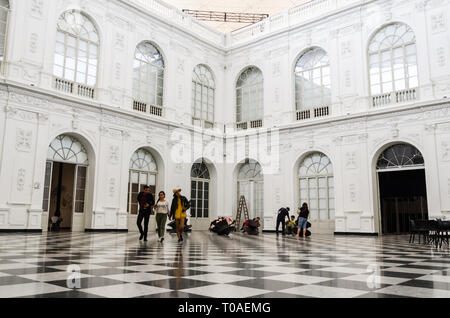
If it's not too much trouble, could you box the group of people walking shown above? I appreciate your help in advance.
[137,184,310,242]
[276,203,310,239]
[136,186,190,243]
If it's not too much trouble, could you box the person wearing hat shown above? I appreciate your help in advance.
[169,188,191,242]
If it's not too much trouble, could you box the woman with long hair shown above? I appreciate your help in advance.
[169,188,190,243]
[297,202,310,239]
[153,191,169,242]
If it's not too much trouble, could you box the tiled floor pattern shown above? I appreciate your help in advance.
[0,231,449,298]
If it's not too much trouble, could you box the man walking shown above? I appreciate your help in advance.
[137,186,155,241]
[276,207,290,236]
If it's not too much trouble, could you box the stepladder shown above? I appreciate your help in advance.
[235,195,250,231]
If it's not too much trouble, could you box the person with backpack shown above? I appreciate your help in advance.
[297,203,310,239]
[169,188,190,243]
[276,207,290,236]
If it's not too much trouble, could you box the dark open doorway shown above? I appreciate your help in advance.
[378,169,428,234]
[49,162,76,230]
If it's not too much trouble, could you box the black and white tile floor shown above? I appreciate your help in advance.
[0,231,449,298]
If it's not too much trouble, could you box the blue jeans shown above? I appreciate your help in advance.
[297,217,308,230]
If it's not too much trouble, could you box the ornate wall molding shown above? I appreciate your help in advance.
[16,129,33,153]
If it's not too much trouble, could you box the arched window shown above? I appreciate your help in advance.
[191,162,210,219]
[376,143,424,170]
[238,160,264,219]
[43,135,89,215]
[47,135,89,165]
[53,11,99,98]
[132,42,164,117]
[236,67,263,130]
[128,149,158,215]
[192,65,215,129]
[0,0,10,69]
[295,48,331,111]
[369,23,418,106]
[298,153,334,221]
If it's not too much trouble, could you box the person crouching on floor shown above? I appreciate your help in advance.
[169,188,190,243]
[286,216,297,235]
[243,217,261,235]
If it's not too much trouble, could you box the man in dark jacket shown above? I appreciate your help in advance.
[170,188,190,242]
[137,186,155,241]
[276,207,290,236]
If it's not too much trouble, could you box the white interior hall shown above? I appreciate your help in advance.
[0,0,450,235]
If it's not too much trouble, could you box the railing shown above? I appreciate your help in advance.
[193,117,214,129]
[133,100,163,117]
[236,119,263,130]
[229,0,358,46]
[236,122,248,130]
[127,0,225,45]
[314,106,330,118]
[297,109,311,121]
[372,88,417,107]
[250,119,263,128]
[296,106,330,121]
[54,77,95,99]
[77,84,95,99]
[396,88,417,103]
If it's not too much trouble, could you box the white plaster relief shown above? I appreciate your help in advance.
[16,129,32,153]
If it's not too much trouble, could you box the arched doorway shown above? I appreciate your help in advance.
[190,161,211,230]
[298,152,335,234]
[237,159,264,220]
[376,143,427,234]
[127,148,158,215]
[42,134,90,231]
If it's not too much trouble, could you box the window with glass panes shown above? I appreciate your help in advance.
[368,23,418,96]
[295,48,331,110]
[236,67,263,123]
[0,0,10,69]
[42,162,53,212]
[74,166,87,213]
[298,153,334,221]
[53,10,99,87]
[128,149,157,215]
[376,143,424,170]
[238,160,264,219]
[192,65,215,128]
[133,42,164,108]
[190,162,210,219]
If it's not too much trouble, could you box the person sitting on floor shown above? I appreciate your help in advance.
[286,216,296,235]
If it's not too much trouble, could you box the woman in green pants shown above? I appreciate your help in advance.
[153,191,170,242]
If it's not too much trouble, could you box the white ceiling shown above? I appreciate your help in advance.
[162,0,312,33]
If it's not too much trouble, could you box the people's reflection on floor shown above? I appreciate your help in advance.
[173,244,184,288]
[136,241,148,256]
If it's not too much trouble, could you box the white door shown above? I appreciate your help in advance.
[41,161,53,231]
[72,165,87,232]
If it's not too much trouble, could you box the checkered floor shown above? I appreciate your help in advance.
[0,231,449,298]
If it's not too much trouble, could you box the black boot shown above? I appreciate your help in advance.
[144,234,148,242]
[139,233,144,241]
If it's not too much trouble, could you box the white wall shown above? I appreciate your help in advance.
[0,0,450,233]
